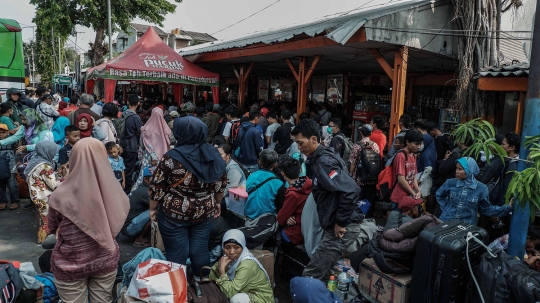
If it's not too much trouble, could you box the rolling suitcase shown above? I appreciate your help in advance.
[410,220,488,303]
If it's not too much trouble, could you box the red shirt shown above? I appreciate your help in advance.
[390,150,417,205]
[60,105,78,117]
[369,129,387,157]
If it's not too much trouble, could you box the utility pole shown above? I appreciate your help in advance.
[107,0,113,59]
[507,0,540,259]
[51,27,56,76]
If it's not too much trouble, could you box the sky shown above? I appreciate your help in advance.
[0,0,390,53]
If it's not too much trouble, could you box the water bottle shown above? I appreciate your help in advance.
[337,268,351,302]
[327,275,337,292]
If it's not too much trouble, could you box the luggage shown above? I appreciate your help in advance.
[510,270,540,302]
[410,220,488,303]
[187,266,229,303]
[150,221,165,254]
[469,250,525,303]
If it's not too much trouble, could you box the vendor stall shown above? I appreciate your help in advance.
[86,27,219,104]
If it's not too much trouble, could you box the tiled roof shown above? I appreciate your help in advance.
[180,30,216,42]
[130,23,167,37]
[476,62,530,78]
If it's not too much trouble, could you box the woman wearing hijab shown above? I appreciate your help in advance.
[131,107,170,193]
[47,138,129,303]
[16,108,53,153]
[436,157,514,225]
[51,117,71,147]
[209,229,273,303]
[149,116,227,280]
[76,113,106,141]
[25,141,61,243]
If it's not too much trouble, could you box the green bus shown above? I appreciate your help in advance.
[0,18,25,101]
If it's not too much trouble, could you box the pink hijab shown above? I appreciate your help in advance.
[141,107,171,158]
[48,138,129,251]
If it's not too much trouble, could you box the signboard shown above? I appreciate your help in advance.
[327,74,343,104]
[53,75,71,85]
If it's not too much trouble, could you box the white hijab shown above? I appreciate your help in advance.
[222,229,270,283]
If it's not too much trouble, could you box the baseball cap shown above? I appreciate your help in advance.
[260,108,269,117]
[399,196,423,212]
[170,111,179,118]
[143,167,153,177]
[213,104,222,111]
[0,124,8,131]
[359,124,373,136]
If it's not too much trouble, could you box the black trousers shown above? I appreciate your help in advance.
[123,151,138,193]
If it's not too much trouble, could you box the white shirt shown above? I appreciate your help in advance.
[265,123,280,150]
[222,119,239,138]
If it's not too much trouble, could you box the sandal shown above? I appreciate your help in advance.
[0,204,6,211]
[133,240,151,247]
[9,202,19,210]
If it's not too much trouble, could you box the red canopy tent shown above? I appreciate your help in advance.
[86,27,219,104]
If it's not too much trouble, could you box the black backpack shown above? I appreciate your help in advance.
[114,112,137,148]
[356,141,381,183]
[0,153,10,180]
[349,236,414,275]
[228,121,242,150]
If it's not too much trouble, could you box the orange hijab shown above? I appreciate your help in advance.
[48,138,129,251]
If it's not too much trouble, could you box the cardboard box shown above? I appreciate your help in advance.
[358,258,412,303]
[228,187,248,216]
[250,249,274,287]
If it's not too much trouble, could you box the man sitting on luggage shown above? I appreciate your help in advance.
[488,225,540,269]
[121,167,152,246]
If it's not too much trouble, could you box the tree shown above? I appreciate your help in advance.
[449,0,523,116]
[30,0,182,67]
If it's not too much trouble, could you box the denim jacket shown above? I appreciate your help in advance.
[436,178,512,225]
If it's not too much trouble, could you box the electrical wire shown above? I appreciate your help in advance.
[363,26,532,40]
[210,0,281,35]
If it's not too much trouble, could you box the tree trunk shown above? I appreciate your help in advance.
[90,27,106,66]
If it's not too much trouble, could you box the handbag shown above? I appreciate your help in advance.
[187,266,229,303]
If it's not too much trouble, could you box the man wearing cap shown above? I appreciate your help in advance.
[202,102,221,143]
[168,111,180,129]
[60,96,79,117]
[36,94,60,130]
[4,88,27,125]
[121,166,153,246]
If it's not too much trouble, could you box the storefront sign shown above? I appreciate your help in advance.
[53,75,71,85]
[139,53,184,71]
[107,68,218,84]
[327,74,343,104]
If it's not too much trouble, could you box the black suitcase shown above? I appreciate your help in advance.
[410,220,488,303]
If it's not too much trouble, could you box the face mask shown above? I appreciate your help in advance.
[327,126,333,134]
[418,143,424,152]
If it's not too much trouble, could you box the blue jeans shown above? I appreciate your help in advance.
[123,210,150,238]
[0,174,19,205]
[157,210,214,277]
[243,164,259,173]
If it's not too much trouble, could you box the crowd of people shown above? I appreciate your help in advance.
[0,86,536,303]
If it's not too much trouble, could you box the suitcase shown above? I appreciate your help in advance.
[409,220,488,303]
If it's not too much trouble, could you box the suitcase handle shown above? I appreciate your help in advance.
[373,253,410,275]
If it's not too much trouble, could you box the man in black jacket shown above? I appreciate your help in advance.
[292,119,364,281]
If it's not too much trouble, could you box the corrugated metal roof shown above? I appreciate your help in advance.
[499,32,529,64]
[477,62,529,78]
[179,0,437,56]
[180,30,217,43]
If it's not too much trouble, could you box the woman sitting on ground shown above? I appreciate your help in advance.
[210,229,274,303]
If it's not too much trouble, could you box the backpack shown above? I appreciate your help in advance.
[376,150,407,201]
[356,141,381,183]
[34,273,59,303]
[349,237,414,275]
[17,152,36,180]
[0,153,11,180]
[0,261,24,303]
[228,121,242,150]
[238,213,278,249]
[114,112,137,148]
[335,134,354,167]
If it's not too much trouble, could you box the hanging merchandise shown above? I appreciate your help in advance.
[258,77,269,100]
[311,76,326,102]
[327,74,343,104]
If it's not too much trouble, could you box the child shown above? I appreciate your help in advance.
[488,225,540,269]
[390,130,423,210]
[436,157,513,225]
[106,141,126,189]
[58,125,80,179]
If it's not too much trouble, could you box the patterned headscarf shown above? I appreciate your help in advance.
[20,108,48,145]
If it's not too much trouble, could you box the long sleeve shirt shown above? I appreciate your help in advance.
[209,260,274,303]
[436,178,512,225]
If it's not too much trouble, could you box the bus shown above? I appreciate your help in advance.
[0,18,25,101]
